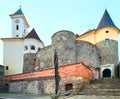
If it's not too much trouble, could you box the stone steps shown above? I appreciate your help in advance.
[79,78,120,95]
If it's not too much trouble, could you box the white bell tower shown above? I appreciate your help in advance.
[9,7,29,38]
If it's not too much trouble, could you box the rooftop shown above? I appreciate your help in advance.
[97,9,116,29]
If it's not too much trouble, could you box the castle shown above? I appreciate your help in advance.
[1,8,120,94]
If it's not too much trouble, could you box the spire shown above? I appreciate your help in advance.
[97,9,116,29]
[14,7,23,15]
[25,29,41,41]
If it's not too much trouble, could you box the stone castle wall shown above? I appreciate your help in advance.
[96,40,118,77]
[52,30,77,66]
[36,30,100,70]
[76,40,100,68]
[23,53,35,73]
[9,76,90,94]
[96,40,118,66]
[9,77,55,94]
[37,45,53,69]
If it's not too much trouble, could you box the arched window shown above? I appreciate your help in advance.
[24,46,28,51]
[16,25,19,30]
[31,45,35,50]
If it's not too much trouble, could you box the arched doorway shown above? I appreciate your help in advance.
[103,69,111,78]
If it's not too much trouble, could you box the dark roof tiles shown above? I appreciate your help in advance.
[25,29,41,41]
[97,9,116,29]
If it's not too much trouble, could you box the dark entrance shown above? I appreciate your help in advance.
[65,84,73,91]
[103,69,111,78]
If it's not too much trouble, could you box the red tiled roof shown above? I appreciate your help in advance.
[3,63,94,82]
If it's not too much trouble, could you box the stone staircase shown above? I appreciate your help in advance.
[79,78,120,95]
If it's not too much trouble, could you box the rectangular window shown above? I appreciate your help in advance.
[105,39,110,46]
[6,66,9,70]
[16,25,19,30]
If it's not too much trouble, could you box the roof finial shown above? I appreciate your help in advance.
[105,6,107,11]
[20,5,21,8]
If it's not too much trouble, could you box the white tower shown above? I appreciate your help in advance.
[1,8,30,75]
[9,7,29,38]
[2,7,44,75]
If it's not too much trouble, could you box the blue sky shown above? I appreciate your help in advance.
[0,0,120,64]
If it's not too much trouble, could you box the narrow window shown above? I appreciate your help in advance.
[105,39,110,46]
[16,25,19,30]
[31,45,35,50]
[6,66,9,70]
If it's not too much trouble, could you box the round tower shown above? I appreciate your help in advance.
[95,9,120,78]
[52,30,76,66]
[76,40,100,68]
[96,27,119,78]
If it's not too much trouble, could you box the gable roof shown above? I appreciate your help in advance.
[25,29,41,41]
[97,9,116,29]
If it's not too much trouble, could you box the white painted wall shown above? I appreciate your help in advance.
[12,18,28,38]
[3,39,24,75]
[24,39,44,54]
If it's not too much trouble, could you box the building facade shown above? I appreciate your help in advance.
[1,8,44,75]
[2,9,120,94]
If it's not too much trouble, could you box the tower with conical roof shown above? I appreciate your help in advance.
[97,9,117,29]
[95,9,120,78]
[76,9,120,78]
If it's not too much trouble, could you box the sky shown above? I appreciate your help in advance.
[0,0,120,65]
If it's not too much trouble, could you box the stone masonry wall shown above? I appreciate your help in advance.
[96,40,118,66]
[37,45,53,69]
[23,53,35,73]
[76,40,100,68]
[52,30,77,66]
[96,40,118,77]
[9,76,90,94]
[60,77,90,94]
[9,77,55,94]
